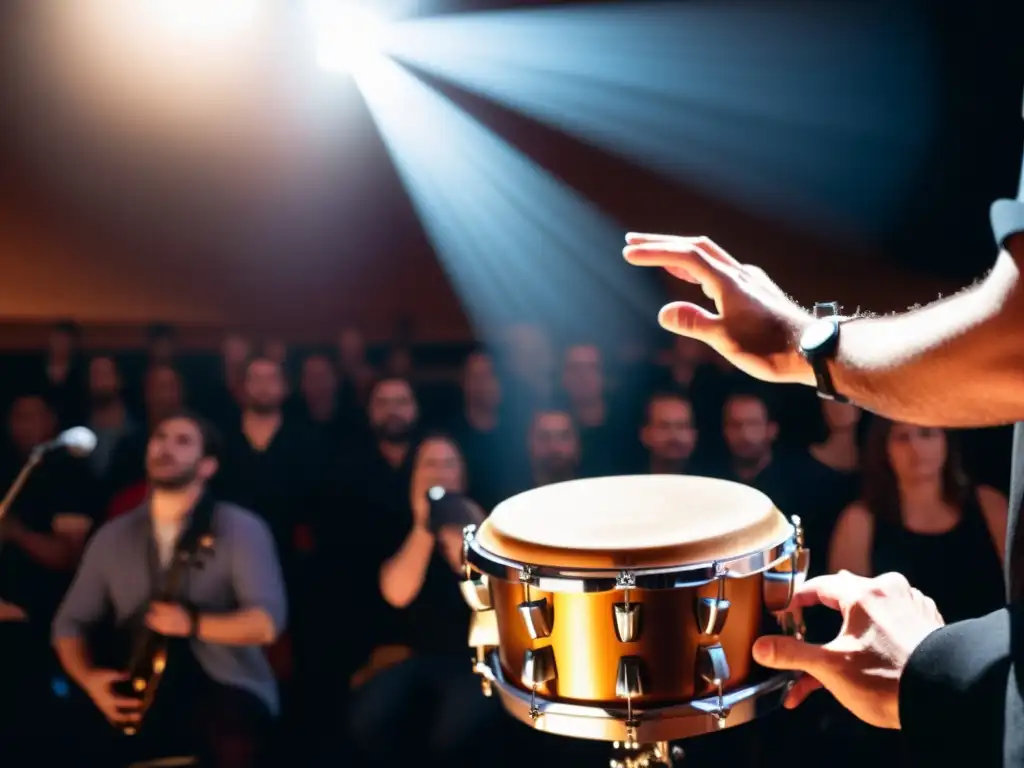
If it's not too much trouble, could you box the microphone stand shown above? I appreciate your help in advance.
[0,447,45,528]
[0,446,46,619]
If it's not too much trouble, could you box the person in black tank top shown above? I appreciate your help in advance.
[829,418,1007,622]
[345,435,504,768]
[821,419,1007,765]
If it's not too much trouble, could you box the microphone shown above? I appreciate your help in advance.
[36,427,98,459]
[1,427,97,525]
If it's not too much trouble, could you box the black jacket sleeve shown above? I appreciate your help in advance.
[899,605,1019,766]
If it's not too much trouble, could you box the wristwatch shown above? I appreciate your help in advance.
[799,302,848,403]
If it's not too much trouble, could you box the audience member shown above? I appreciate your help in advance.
[216,356,317,559]
[0,393,96,766]
[639,391,699,474]
[0,320,1012,768]
[348,435,502,768]
[36,320,87,427]
[104,364,186,514]
[336,326,377,412]
[500,323,556,418]
[295,352,346,450]
[829,419,1007,624]
[144,323,178,367]
[450,348,508,510]
[711,391,805,513]
[198,332,252,432]
[561,343,624,475]
[85,356,135,479]
[522,409,580,490]
[53,410,286,768]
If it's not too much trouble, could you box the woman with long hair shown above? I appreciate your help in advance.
[828,418,1007,624]
[347,434,501,768]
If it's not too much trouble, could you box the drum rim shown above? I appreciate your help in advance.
[465,519,800,592]
[475,649,795,742]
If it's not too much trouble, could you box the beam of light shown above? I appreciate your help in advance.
[383,1,937,239]
[308,1,390,74]
[349,54,661,340]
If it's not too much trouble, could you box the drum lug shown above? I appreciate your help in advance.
[522,646,557,720]
[518,598,553,640]
[695,596,730,636]
[613,602,642,643]
[459,575,492,612]
[615,656,646,698]
[461,523,477,572]
[522,646,557,688]
[762,515,811,613]
[697,643,730,689]
[696,563,730,635]
[697,643,732,726]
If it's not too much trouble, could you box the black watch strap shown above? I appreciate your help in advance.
[187,608,201,639]
[808,303,848,403]
[810,349,846,403]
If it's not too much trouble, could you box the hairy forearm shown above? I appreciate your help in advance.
[54,636,95,687]
[830,248,1024,426]
[379,526,434,608]
[197,608,278,646]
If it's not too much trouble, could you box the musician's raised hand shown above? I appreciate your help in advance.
[145,601,193,638]
[751,571,944,729]
[623,234,817,385]
[82,669,141,725]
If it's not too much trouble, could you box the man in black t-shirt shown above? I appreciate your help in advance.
[0,394,97,624]
[622,173,1024,764]
[0,394,96,766]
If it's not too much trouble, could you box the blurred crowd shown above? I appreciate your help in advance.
[0,318,1013,768]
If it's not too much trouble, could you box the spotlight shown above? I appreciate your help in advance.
[308,0,390,74]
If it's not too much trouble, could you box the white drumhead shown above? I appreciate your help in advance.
[475,475,792,569]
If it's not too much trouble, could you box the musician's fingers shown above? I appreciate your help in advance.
[623,244,734,296]
[626,234,742,269]
[788,571,864,612]
[658,303,724,346]
[664,265,700,284]
[783,674,823,709]
[112,695,142,711]
[751,635,830,676]
[690,237,742,268]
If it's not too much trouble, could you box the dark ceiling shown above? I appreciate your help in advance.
[0,0,1021,292]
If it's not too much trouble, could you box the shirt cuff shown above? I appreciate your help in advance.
[991,199,1024,248]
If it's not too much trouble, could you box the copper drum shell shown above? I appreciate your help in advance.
[489,574,762,705]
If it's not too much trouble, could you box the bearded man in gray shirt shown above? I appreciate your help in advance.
[52,410,287,768]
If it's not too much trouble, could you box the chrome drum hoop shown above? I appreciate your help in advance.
[464,527,801,593]
[475,650,795,743]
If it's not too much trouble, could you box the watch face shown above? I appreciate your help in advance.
[801,319,836,352]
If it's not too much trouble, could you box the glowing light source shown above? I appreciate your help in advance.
[309,0,390,74]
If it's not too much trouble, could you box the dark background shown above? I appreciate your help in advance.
[0,0,1020,344]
